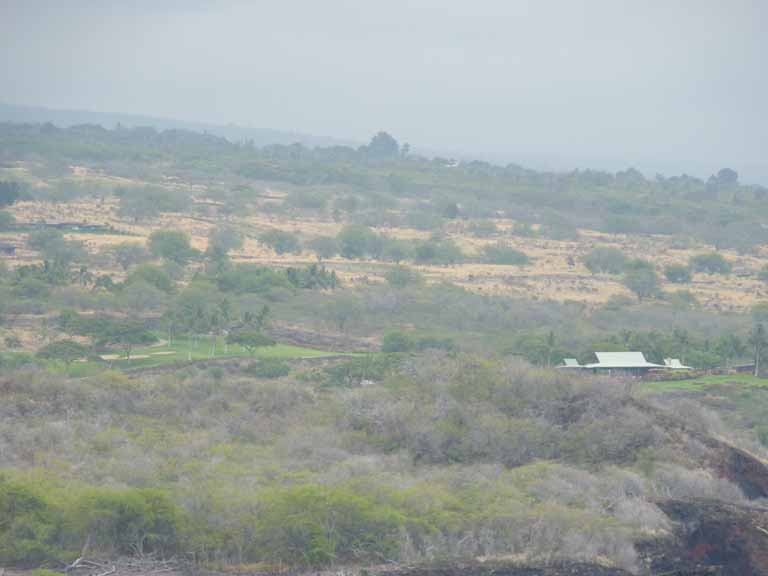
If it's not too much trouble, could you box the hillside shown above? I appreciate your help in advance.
[0,103,357,148]
[2,355,768,574]
[2,123,768,575]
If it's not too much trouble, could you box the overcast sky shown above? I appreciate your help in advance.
[1,0,766,182]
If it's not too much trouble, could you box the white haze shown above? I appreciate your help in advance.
[1,0,766,183]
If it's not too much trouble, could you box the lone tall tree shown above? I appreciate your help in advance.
[749,323,767,377]
[365,132,399,158]
[149,230,196,265]
[0,181,23,207]
[226,330,275,355]
[623,267,660,301]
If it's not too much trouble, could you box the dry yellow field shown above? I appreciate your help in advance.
[4,167,768,313]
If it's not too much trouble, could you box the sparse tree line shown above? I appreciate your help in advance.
[257,224,530,267]
[581,246,754,302]
[372,324,766,373]
[4,117,768,255]
[4,229,768,374]
[508,326,768,373]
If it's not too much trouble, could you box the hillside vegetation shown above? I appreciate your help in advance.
[2,355,766,572]
[2,124,768,574]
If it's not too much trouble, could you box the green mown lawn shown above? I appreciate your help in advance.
[114,336,334,366]
[40,335,340,377]
[640,373,768,394]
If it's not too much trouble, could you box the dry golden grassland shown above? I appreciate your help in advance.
[4,166,768,313]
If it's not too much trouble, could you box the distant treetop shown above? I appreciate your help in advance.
[364,131,399,158]
[0,181,23,207]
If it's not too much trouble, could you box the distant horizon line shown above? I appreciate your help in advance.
[1,100,766,187]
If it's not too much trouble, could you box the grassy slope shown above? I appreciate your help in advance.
[39,336,339,378]
[640,374,768,448]
[640,374,768,394]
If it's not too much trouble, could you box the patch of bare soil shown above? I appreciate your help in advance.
[640,500,768,575]
[5,559,635,576]
[628,396,768,501]
[361,562,632,576]
[267,323,378,353]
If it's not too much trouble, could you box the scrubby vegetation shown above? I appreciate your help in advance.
[1,123,768,573]
[689,252,732,275]
[583,247,627,275]
[1,356,760,571]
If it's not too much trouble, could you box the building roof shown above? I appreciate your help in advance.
[583,351,664,369]
[664,358,692,370]
[562,358,582,367]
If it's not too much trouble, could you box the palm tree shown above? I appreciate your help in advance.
[749,323,767,377]
[77,265,94,287]
[545,331,557,367]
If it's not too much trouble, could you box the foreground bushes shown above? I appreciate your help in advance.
[0,474,179,566]
[0,355,754,573]
[0,470,646,571]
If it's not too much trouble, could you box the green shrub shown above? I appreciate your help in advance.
[759,265,768,284]
[623,267,660,301]
[0,180,23,207]
[404,210,443,231]
[380,239,412,262]
[599,216,644,235]
[324,354,403,387]
[337,225,383,259]
[689,252,732,275]
[541,219,579,240]
[252,484,403,567]
[665,289,699,309]
[379,332,456,354]
[125,264,175,293]
[74,488,179,556]
[682,349,722,369]
[226,330,276,354]
[308,236,339,259]
[0,476,61,565]
[664,264,692,283]
[583,247,626,274]
[624,258,654,272]
[12,277,51,300]
[285,190,328,212]
[217,264,293,295]
[258,229,302,255]
[206,227,243,257]
[381,331,415,353]
[285,264,339,289]
[385,265,423,288]
[752,303,768,323]
[36,340,90,364]
[756,425,768,447]
[0,210,15,230]
[27,229,64,253]
[116,186,188,221]
[112,242,151,270]
[482,243,530,265]
[148,230,197,265]
[468,220,498,237]
[0,352,36,370]
[0,478,178,561]
[412,239,464,265]
[414,336,456,352]
[245,359,291,379]
[511,222,537,237]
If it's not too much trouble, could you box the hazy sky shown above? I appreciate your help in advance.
[1,0,766,182]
